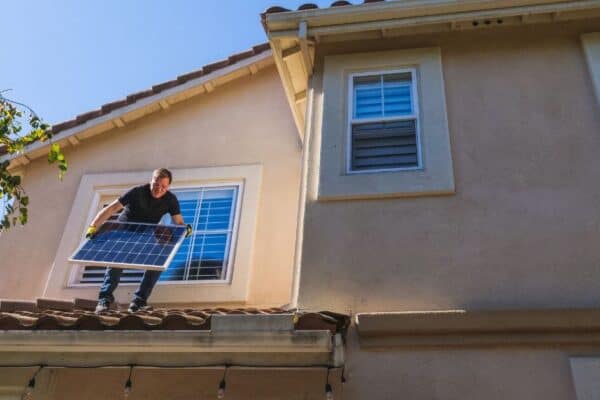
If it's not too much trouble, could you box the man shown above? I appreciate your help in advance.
[86,168,189,313]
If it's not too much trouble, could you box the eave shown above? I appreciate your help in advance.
[0,314,344,367]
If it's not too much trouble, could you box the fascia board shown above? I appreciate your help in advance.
[265,0,590,32]
[305,0,600,37]
[0,329,331,355]
[2,51,273,165]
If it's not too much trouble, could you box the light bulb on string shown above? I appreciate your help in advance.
[21,378,35,400]
[123,378,132,399]
[21,365,43,400]
[123,366,133,400]
[217,378,226,399]
[325,383,333,400]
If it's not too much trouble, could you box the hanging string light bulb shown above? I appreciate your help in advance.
[21,378,35,400]
[217,366,227,399]
[325,368,333,400]
[21,366,43,400]
[123,366,133,399]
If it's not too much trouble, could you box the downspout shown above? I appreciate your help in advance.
[286,67,315,311]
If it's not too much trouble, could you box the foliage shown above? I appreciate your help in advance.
[0,96,67,231]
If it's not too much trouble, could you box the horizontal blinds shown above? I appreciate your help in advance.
[80,186,237,284]
[351,120,418,171]
[353,72,413,119]
[162,188,236,281]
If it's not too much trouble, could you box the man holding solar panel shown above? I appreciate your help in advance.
[84,168,191,313]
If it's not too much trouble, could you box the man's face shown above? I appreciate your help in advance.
[150,176,170,199]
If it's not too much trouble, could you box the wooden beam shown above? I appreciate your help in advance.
[282,45,301,59]
[113,118,125,128]
[67,136,80,146]
[204,82,215,93]
[159,100,170,110]
[249,64,259,75]
[294,90,307,104]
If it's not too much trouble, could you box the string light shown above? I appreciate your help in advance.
[325,368,333,400]
[21,366,43,400]
[217,366,227,399]
[123,366,133,399]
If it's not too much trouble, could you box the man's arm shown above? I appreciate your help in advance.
[171,214,184,225]
[90,199,124,228]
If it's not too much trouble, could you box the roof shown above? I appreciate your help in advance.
[0,43,273,159]
[51,43,271,137]
[0,297,349,334]
[263,0,383,14]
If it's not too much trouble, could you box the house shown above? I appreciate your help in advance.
[2,0,600,398]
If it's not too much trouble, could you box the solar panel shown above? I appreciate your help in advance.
[68,221,188,271]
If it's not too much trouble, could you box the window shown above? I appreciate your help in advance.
[78,186,239,284]
[318,47,454,200]
[46,166,261,304]
[348,70,420,173]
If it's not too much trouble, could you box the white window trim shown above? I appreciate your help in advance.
[67,181,243,287]
[346,68,423,174]
[318,47,455,200]
[44,165,262,304]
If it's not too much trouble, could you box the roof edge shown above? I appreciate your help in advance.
[2,45,273,167]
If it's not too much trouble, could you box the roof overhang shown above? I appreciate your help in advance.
[356,308,600,347]
[0,314,344,367]
[3,50,274,170]
[263,0,600,135]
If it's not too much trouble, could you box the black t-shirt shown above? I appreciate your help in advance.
[117,184,180,224]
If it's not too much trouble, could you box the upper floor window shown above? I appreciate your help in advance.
[348,70,421,173]
[79,185,239,285]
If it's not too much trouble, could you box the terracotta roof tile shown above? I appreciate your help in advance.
[263,0,384,14]
[37,298,74,312]
[46,43,271,136]
[0,298,349,334]
[0,299,37,312]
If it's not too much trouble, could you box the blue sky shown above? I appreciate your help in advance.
[1,0,335,125]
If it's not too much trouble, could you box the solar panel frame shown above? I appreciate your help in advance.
[68,221,188,271]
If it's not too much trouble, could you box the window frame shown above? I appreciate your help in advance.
[69,181,243,287]
[346,68,422,174]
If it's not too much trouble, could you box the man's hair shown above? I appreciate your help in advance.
[152,168,172,184]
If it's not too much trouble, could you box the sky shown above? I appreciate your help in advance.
[1,0,337,125]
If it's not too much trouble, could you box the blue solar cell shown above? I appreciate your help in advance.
[69,221,187,271]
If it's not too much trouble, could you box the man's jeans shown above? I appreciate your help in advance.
[98,267,161,306]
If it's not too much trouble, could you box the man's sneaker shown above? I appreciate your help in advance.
[128,302,142,313]
[95,300,110,313]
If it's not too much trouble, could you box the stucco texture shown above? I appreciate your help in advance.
[300,18,600,313]
[0,66,301,307]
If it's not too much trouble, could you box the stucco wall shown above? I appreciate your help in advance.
[299,18,600,314]
[297,17,600,400]
[0,66,301,307]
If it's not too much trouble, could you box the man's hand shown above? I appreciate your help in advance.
[185,224,193,237]
[85,225,97,239]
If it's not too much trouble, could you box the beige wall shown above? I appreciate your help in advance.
[0,66,301,307]
[299,18,600,313]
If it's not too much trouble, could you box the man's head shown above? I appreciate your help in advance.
[150,168,172,199]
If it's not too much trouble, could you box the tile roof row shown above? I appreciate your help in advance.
[263,0,384,14]
[0,298,349,334]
